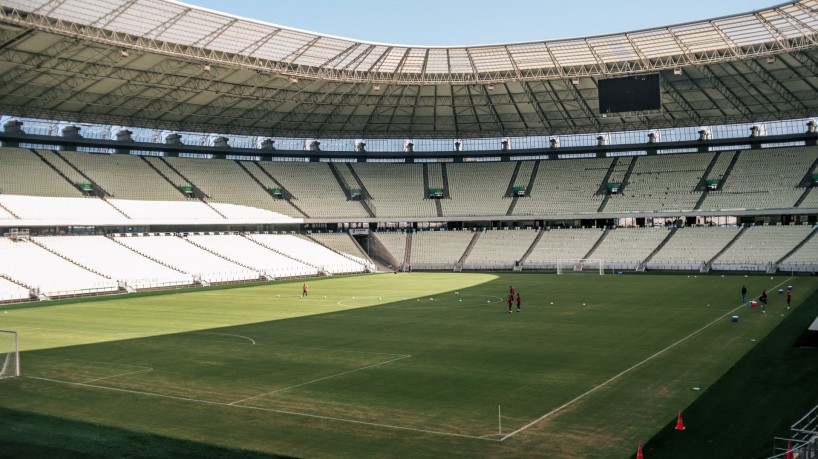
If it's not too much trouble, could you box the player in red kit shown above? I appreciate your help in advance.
[509,285,515,296]
[516,293,521,312]
[507,294,513,314]
[786,291,791,309]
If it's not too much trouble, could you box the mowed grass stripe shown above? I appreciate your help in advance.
[0,273,814,458]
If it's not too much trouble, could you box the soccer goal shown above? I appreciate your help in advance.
[556,259,604,275]
[0,330,19,379]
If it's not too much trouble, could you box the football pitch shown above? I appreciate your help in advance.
[0,272,816,458]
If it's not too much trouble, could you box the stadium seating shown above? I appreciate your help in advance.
[108,198,221,221]
[604,153,712,212]
[513,158,609,215]
[114,235,259,283]
[463,228,538,269]
[163,157,299,216]
[700,148,818,211]
[245,234,365,274]
[187,234,319,278]
[55,150,188,201]
[0,205,16,220]
[779,227,818,271]
[647,226,741,270]
[442,162,515,216]
[0,238,118,297]
[0,195,125,222]
[0,276,31,302]
[352,163,436,218]
[372,232,408,267]
[208,203,293,222]
[712,224,814,270]
[524,228,604,268]
[587,227,670,269]
[0,147,82,197]
[304,233,372,267]
[259,162,369,218]
[410,230,474,269]
[34,236,193,289]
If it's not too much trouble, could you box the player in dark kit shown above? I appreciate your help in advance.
[516,293,521,312]
[786,291,792,309]
[507,294,513,314]
[760,289,768,313]
[741,285,747,303]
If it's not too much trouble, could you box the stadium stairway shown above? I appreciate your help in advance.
[50,150,113,198]
[345,164,376,217]
[435,199,443,217]
[139,157,192,199]
[28,238,114,282]
[718,150,743,187]
[304,234,376,271]
[403,232,413,269]
[183,236,260,274]
[640,227,679,270]
[241,235,324,276]
[582,228,609,259]
[705,226,748,270]
[504,162,522,197]
[456,230,483,271]
[776,225,818,265]
[440,163,451,199]
[517,228,545,268]
[506,197,518,216]
[247,162,309,217]
[0,201,19,219]
[422,164,431,198]
[695,151,723,191]
[368,233,402,270]
[596,158,620,196]
[109,236,190,275]
[523,160,540,197]
[796,155,818,188]
[235,161,287,201]
[0,273,33,293]
[29,149,86,196]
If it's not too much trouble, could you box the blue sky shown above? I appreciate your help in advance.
[181,0,781,46]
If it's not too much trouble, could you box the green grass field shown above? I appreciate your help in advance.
[0,272,816,458]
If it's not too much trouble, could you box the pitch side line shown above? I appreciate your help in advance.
[228,355,412,405]
[26,374,495,442]
[500,277,794,442]
[82,368,154,384]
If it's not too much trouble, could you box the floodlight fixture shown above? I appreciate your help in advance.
[119,48,129,58]
[767,55,776,64]
[289,76,299,84]
[673,67,682,75]
[571,77,580,85]
[373,83,381,91]
[487,83,495,91]
[202,63,211,72]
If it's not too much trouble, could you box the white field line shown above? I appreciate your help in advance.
[30,355,153,370]
[14,326,144,337]
[229,354,412,405]
[191,332,256,345]
[499,277,794,442]
[82,368,154,384]
[26,374,492,442]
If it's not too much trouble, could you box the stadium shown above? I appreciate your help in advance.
[0,0,817,457]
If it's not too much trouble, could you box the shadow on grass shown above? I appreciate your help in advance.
[0,405,292,459]
[638,288,818,459]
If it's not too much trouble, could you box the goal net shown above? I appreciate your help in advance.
[0,330,19,379]
[556,259,604,275]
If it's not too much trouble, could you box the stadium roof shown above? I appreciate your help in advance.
[0,0,817,139]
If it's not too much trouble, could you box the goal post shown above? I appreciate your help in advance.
[0,329,19,379]
[556,259,604,275]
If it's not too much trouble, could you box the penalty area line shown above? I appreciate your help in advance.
[499,276,794,442]
[228,354,412,405]
[25,375,496,442]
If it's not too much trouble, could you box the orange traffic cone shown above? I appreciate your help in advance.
[636,442,645,459]
[675,411,686,431]
[785,440,794,459]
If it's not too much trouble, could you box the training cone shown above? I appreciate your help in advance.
[786,440,794,459]
[636,442,645,459]
[675,411,686,431]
